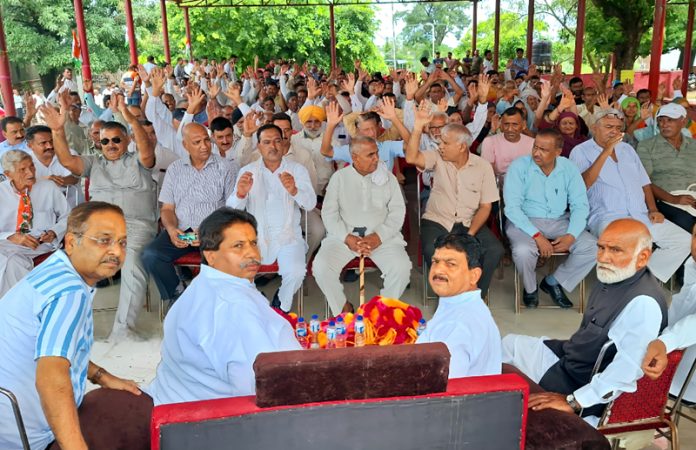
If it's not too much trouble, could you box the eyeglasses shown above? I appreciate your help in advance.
[77,234,127,250]
[100,137,123,145]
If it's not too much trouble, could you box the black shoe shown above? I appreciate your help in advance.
[342,270,359,283]
[255,273,278,287]
[540,278,573,308]
[270,289,281,309]
[523,289,539,308]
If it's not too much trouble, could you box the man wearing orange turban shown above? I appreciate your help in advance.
[293,105,334,196]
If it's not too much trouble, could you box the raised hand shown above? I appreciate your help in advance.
[414,100,433,126]
[307,78,320,100]
[279,172,298,196]
[83,79,93,93]
[673,76,683,92]
[405,72,419,100]
[208,81,221,100]
[540,81,551,100]
[477,73,491,103]
[528,64,538,78]
[597,93,610,110]
[150,67,166,96]
[657,82,666,99]
[40,104,66,131]
[236,172,254,198]
[340,72,356,93]
[640,102,652,120]
[224,82,243,106]
[558,86,575,112]
[186,85,206,114]
[24,93,36,117]
[242,112,260,137]
[376,95,398,120]
[623,79,634,95]
[325,101,343,127]
[57,89,71,112]
[137,64,150,86]
[436,97,448,112]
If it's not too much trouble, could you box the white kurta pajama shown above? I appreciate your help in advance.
[31,151,83,208]
[314,164,412,315]
[0,180,69,296]
[227,158,316,311]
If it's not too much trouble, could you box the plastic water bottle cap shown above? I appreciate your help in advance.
[329,321,336,326]
[311,314,318,320]
[357,315,363,320]
[419,318,426,324]
[298,317,305,323]
[337,317,344,323]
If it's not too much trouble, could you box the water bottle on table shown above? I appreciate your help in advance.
[309,314,321,349]
[335,316,347,348]
[417,318,427,336]
[354,315,366,347]
[326,320,337,349]
[295,317,309,349]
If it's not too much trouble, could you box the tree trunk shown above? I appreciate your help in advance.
[613,27,642,73]
[39,69,60,97]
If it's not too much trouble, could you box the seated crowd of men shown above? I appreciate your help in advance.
[0,52,695,449]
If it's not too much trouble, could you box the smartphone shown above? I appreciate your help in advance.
[178,227,197,242]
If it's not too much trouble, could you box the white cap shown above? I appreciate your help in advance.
[657,103,687,119]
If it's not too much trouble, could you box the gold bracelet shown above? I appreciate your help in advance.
[88,367,105,385]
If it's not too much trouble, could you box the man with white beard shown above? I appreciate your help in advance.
[502,218,668,426]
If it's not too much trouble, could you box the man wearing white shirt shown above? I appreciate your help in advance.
[416,232,501,378]
[313,136,411,315]
[145,208,301,406]
[0,150,68,296]
[227,124,316,312]
[26,125,82,208]
[570,109,691,284]
[503,219,668,424]
[0,116,30,159]
[143,55,157,74]
[293,105,333,196]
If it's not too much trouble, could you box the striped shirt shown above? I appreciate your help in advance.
[0,251,95,450]
[570,139,651,232]
[159,154,239,230]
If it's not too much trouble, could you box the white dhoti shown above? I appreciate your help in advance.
[274,241,307,312]
[0,240,55,297]
[313,237,412,315]
[111,219,156,336]
[501,334,559,383]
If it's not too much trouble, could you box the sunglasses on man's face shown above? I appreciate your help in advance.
[100,137,123,145]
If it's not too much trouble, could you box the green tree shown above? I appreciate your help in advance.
[154,5,385,72]
[394,3,471,57]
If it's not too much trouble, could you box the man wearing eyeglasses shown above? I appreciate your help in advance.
[0,201,152,450]
[40,95,158,343]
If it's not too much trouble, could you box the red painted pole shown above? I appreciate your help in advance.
[681,0,695,96]
[0,9,15,116]
[472,0,477,53]
[526,0,534,65]
[493,0,500,71]
[73,0,93,90]
[649,0,667,102]
[160,0,171,65]
[329,4,337,70]
[124,0,138,65]
[184,7,193,61]
[573,0,586,75]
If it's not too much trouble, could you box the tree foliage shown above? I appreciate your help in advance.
[394,2,471,54]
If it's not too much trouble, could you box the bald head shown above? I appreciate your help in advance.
[182,122,212,164]
[596,219,653,284]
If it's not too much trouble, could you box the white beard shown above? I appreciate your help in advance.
[304,129,322,139]
[596,252,640,284]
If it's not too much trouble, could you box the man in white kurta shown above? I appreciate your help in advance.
[145,208,301,405]
[227,124,316,312]
[0,151,68,296]
[416,232,501,377]
[313,136,412,315]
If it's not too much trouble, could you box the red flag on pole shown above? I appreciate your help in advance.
[72,29,81,60]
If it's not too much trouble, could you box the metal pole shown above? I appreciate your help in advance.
[160,0,171,65]
[73,0,93,89]
[184,7,193,61]
[429,23,435,59]
[493,0,500,70]
[391,4,397,68]
[573,0,586,75]
[681,0,695,95]
[0,8,15,116]
[649,0,667,101]
[472,0,477,53]
[526,0,534,65]
[124,0,138,65]
[329,3,337,69]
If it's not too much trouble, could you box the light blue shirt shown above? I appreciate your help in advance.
[332,140,404,171]
[570,139,651,232]
[145,264,301,406]
[416,289,502,378]
[0,251,95,450]
[0,139,29,160]
[503,155,589,238]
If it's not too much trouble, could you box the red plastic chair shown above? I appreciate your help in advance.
[595,347,685,449]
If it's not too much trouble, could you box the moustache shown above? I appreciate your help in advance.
[432,274,448,282]
[240,259,261,269]
[100,256,121,265]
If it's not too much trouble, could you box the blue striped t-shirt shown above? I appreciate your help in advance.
[0,250,95,450]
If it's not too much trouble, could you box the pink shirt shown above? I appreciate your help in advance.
[480,133,534,178]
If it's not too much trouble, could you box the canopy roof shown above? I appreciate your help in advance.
[169,0,473,8]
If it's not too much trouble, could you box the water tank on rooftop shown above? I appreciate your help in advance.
[532,40,552,68]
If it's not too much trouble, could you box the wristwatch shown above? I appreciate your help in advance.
[566,394,582,414]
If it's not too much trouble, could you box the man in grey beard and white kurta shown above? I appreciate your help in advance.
[313,135,412,315]
[227,123,316,312]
